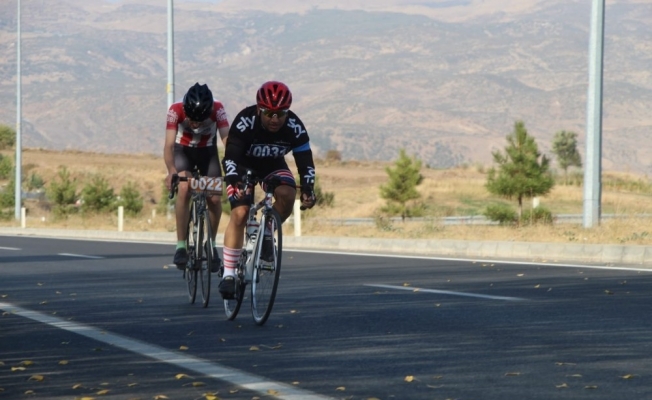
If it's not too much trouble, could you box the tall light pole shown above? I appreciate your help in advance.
[582,0,605,228]
[167,0,175,107]
[15,0,22,221]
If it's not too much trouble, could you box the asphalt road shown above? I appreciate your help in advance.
[1,236,652,400]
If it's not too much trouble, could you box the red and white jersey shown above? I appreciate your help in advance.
[166,101,229,148]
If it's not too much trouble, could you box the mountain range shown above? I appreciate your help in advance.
[0,0,650,173]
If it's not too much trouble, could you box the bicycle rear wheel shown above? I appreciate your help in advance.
[199,210,212,308]
[185,204,198,304]
[251,209,282,325]
[224,250,247,320]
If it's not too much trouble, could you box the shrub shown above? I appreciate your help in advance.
[47,166,78,217]
[483,203,518,225]
[0,154,12,180]
[26,172,45,191]
[117,181,143,216]
[157,181,175,215]
[314,176,334,207]
[0,125,15,150]
[0,176,15,208]
[81,175,115,213]
[521,206,553,225]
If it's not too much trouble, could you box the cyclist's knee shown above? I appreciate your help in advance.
[176,183,191,200]
[229,205,248,223]
[274,190,295,217]
[207,195,222,209]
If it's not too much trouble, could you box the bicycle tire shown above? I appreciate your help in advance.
[199,209,212,308]
[251,208,282,325]
[223,241,249,320]
[185,203,198,304]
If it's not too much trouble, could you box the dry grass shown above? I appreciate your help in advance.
[3,148,652,246]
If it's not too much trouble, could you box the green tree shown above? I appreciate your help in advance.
[380,149,424,221]
[47,166,78,217]
[486,121,554,221]
[81,175,116,213]
[25,172,45,191]
[0,174,15,208]
[0,125,15,150]
[0,154,13,180]
[117,181,143,216]
[551,130,582,184]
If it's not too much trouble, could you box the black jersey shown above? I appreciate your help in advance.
[223,105,316,188]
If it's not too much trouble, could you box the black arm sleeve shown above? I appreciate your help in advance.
[222,133,248,186]
[293,149,316,191]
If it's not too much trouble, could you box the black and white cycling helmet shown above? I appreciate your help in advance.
[183,83,214,121]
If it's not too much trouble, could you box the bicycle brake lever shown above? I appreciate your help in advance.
[168,173,179,199]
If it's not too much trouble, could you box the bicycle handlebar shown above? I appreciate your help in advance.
[236,169,314,211]
[168,173,179,199]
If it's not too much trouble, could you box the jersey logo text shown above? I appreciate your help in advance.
[287,118,306,138]
[236,115,256,132]
[223,159,238,177]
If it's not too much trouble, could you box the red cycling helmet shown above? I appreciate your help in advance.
[256,81,292,111]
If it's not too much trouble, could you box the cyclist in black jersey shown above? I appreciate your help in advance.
[218,81,316,299]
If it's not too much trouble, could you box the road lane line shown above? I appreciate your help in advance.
[0,302,334,400]
[365,284,526,301]
[0,246,20,250]
[289,249,652,272]
[58,253,104,259]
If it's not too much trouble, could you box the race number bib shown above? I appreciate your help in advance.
[189,176,223,195]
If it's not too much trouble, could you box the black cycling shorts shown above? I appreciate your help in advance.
[173,144,222,177]
[228,160,297,209]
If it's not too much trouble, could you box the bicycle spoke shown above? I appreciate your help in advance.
[200,211,212,308]
[251,209,282,325]
[185,205,198,304]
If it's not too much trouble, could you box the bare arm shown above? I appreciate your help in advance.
[163,128,178,190]
[218,126,229,147]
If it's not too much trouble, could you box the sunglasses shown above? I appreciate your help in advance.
[259,108,289,118]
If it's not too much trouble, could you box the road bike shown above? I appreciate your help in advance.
[221,170,284,326]
[169,170,223,308]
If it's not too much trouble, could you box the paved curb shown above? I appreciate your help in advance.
[2,227,652,266]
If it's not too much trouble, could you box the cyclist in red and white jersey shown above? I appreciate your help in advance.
[164,83,230,270]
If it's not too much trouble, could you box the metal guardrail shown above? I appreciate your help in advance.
[321,214,652,226]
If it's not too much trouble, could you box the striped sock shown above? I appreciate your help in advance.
[222,247,242,277]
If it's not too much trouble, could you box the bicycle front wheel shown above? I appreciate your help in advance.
[185,204,198,304]
[199,210,212,308]
[251,208,282,325]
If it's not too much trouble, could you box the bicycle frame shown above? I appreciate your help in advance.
[169,170,223,307]
[242,171,277,282]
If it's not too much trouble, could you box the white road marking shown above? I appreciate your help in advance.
[0,246,20,251]
[0,302,333,400]
[58,253,104,259]
[365,284,526,301]
[289,249,652,272]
